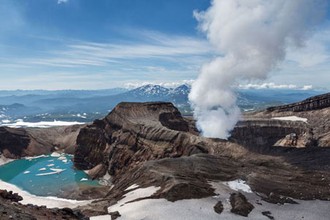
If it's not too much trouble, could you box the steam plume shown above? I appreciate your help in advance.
[189,0,326,138]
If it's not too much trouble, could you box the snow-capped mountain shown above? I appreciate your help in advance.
[125,84,191,104]
[127,84,171,98]
[0,85,324,122]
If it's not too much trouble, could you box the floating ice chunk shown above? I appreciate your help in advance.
[51,152,61,157]
[25,155,47,160]
[47,164,55,167]
[36,170,64,176]
[39,168,47,171]
[50,168,66,172]
[80,178,88,181]
[23,171,30,174]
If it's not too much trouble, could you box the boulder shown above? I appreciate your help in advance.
[229,192,254,217]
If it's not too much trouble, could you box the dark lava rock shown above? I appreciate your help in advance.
[230,192,254,217]
[262,211,275,220]
[0,190,89,220]
[110,211,121,220]
[0,190,23,202]
[159,111,189,132]
[0,127,30,158]
[213,201,224,214]
[262,192,298,205]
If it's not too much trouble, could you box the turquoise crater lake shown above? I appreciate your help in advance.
[0,154,100,197]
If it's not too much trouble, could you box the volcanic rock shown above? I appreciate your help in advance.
[74,101,330,212]
[262,211,275,220]
[266,92,330,112]
[74,102,210,175]
[0,127,30,158]
[262,192,298,205]
[244,92,330,148]
[109,211,121,220]
[0,190,22,202]
[0,191,89,220]
[229,192,254,217]
[0,125,83,158]
[213,201,224,214]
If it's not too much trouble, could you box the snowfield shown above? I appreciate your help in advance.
[91,181,330,220]
[272,116,308,123]
[0,119,84,128]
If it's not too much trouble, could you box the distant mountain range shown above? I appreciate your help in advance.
[0,84,326,123]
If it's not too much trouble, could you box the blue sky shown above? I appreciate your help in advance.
[0,0,329,90]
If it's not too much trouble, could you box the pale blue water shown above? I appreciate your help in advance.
[0,154,100,197]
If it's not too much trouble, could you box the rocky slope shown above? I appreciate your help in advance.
[73,100,330,218]
[0,189,88,220]
[74,102,212,177]
[0,93,330,219]
[244,92,330,148]
[0,125,84,158]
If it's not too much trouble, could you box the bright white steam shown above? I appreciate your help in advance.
[189,0,326,138]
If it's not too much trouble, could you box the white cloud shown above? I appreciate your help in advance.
[57,0,68,4]
[287,29,330,67]
[13,32,213,68]
[237,82,313,90]
[301,85,313,90]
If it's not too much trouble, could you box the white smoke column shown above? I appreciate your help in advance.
[189,0,326,139]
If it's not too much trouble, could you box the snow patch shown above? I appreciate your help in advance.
[224,179,252,193]
[272,116,308,123]
[108,186,160,213]
[99,172,112,186]
[125,184,139,191]
[0,120,84,128]
[91,181,330,220]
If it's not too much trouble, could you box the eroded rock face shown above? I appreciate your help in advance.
[267,92,330,112]
[230,120,312,151]
[0,127,30,158]
[234,92,330,149]
[0,125,83,158]
[74,102,209,174]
